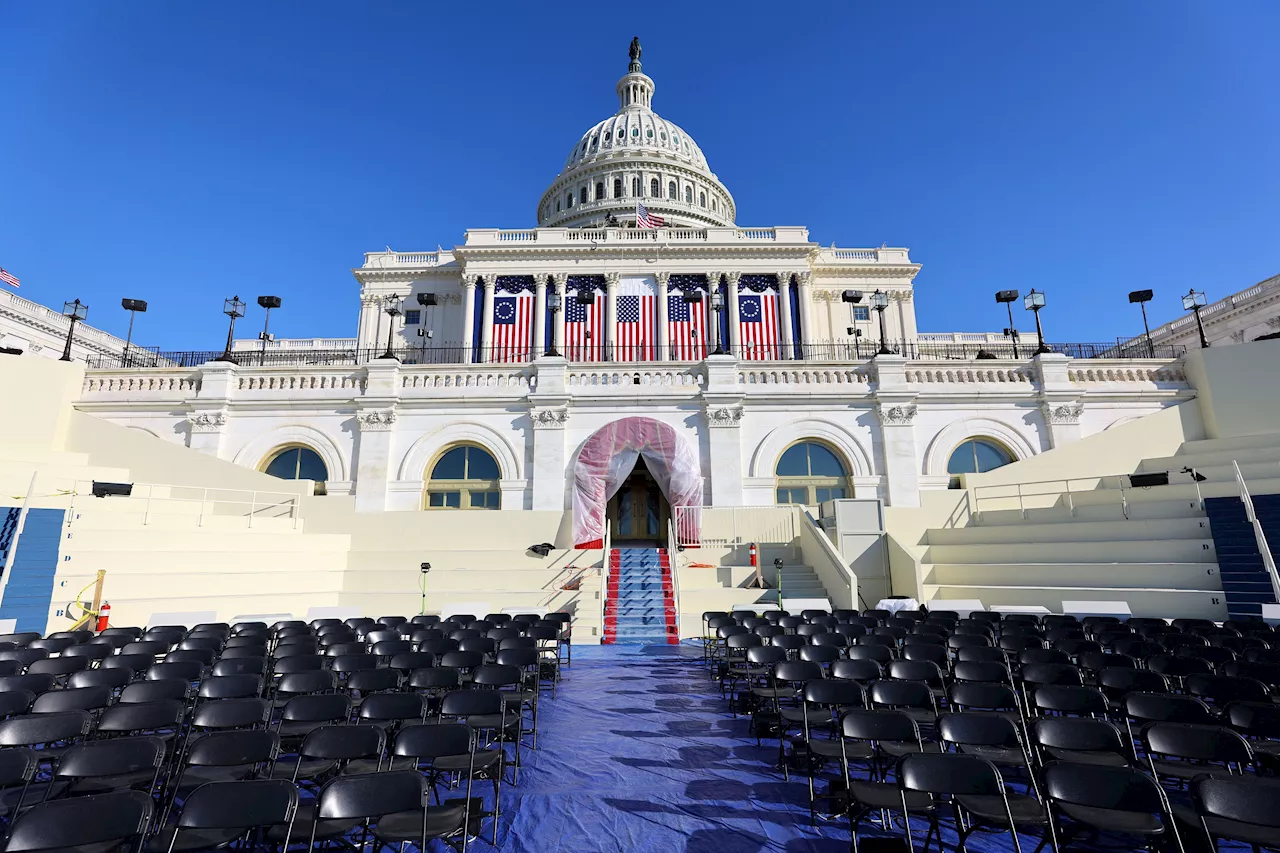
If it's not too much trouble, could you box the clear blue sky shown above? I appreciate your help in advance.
[2,2,1276,350]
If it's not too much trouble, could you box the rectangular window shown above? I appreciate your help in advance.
[853,307,870,321]
[776,488,806,505]
[429,491,461,508]
[404,310,421,325]
[470,491,500,509]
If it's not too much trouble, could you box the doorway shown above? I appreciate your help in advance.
[607,457,669,544]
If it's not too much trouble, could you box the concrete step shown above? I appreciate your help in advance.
[924,561,1220,590]
[924,585,1227,621]
[68,510,301,533]
[63,528,349,552]
[975,499,1207,527]
[924,539,1215,565]
[928,516,1211,545]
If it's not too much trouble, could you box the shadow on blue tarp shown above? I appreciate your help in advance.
[490,643,1017,853]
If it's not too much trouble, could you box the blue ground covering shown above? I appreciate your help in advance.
[493,643,997,853]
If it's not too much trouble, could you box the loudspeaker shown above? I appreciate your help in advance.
[91,481,134,498]
[1129,472,1169,488]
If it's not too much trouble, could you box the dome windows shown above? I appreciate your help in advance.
[646,128,654,138]
[668,181,676,199]
[595,181,605,200]
[604,130,611,142]
[660,132,667,142]
[631,127,639,137]
[614,178,623,198]
[632,177,641,196]
[684,186,692,204]
[649,178,659,197]
[579,187,588,204]
[566,192,573,208]
[699,192,706,207]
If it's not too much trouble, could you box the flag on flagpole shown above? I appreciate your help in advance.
[635,202,665,229]
[738,292,781,360]
[0,269,19,288]
[491,293,534,362]
[667,293,707,361]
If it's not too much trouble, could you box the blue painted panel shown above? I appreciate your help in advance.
[0,508,65,634]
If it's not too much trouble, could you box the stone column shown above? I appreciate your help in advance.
[796,271,816,350]
[529,358,569,510]
[354,359,401,513]
[533,274,547,357]
[605,272,620,359]
[460,274,478,364]
[550,274,567,354]
[1034,353,1083,448]
[479,276,496,363]
[707,272,723,354]
[186,360,237,457]
[872,355,920,507]
[703,355,745,506]
[776,272,795,359]
[655,272,670,360]
[725,271,742,353]
[356,293,382,351]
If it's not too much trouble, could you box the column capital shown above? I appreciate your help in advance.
[1039,400,1083,426]
[547,272,566,287]
[461,273,479,289]
[530,406,569,430]
[481,276,496,292]
[655,271,670,286]
[706,405,744,428]
[604,272,620,288]
[875,402,918,426]
[797,270,813,288]
[725,271,742,286]
[186,410,227,434]
[355,409,398,432]
[776,271,794,287]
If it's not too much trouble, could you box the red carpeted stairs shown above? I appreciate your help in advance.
[603,547,679,645]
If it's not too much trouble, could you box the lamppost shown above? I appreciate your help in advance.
[842,289,864,359]
[682,290,704,361]
[60,299,88,362]
[995,290,1020,358]
[1023,289,1051,354]
[1128,289,1155,357]
[256,296,281,366]
[870,290,892,355]
[416,292,437,362]
[544,290,562,357]
[710,289,726,355]
[216,296,245,363]
[120,299,147,367]
[379,294,402,360]
[1183,289,1209,348]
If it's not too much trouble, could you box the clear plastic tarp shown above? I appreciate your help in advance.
[572,417,702,548]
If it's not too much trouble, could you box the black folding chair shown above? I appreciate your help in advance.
[3,790,152,853]
[1192,773,1280,851]
[1041,760,1185,853]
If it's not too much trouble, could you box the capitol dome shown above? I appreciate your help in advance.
[536,40,736,229]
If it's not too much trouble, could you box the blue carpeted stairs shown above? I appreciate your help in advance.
[1205,494,1280,620]
[604,548,676,645]
[0,508,65,633]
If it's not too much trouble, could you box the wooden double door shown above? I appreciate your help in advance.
[607,461,669,543]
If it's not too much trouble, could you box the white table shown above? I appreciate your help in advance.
[876,598,920,616]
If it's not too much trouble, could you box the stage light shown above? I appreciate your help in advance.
[91,481,133,498]
[416,293,438,306]
[841,290,864,304]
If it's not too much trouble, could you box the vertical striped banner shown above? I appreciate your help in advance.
[566,286,604,362]
[738,291,781,360]
[615,275,656,362]
[667,293,707,361]
[491,293,534,362]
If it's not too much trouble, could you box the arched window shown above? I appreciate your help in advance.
[425,445,501,510]
[579,187,588,204]
[632,177,641,196]
[684,187,693,204]
[668,181,676,199]
[699,192,706,207]
[264,446,328,495]
[650,178,659,197]
[946,439,1014,477]
[595,182,605,200]
[614,178,623,198]
[775,441,850,505]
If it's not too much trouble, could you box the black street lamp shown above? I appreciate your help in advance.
[545,290,562,357]
[1183,289,1209,348]
[120,298,147,367]
[416,292,437,361]
[257,296,281,366]
[842,289,864,359]
[1128,289,1155,357]
[710,289,726,355]
[995,290,1020,358]
[379,294,402,360]
[216,296,245,363]
[60,299,88,362]
[683,290,704,361]
[1023,289,1051,354]
[870,290,892,355]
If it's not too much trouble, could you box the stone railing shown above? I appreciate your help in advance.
[237,370,366,392]
[739,365,873,386]
[567,365,704,392]
[400,366,535,394]
[905,363,1036,384]
[82,371,202,395]
[1068,362,1187,384]
[360,250,455,269]
[231,337,358,352]
[462,226,812,247]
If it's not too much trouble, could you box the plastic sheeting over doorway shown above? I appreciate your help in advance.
[572,417,702,548]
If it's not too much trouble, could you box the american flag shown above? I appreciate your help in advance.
[667,293,707,361]
[739,292,781,360]
[566,288,603,362]
[492,294,533,362]
[616,293,656,361]
[635,202,665,229]
[0,269,18,288]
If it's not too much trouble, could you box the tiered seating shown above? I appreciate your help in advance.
[0,612,571,850]
[701,607,1280,850]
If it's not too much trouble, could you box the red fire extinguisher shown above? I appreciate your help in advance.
[749,542,758,568]
[96,602,111,632]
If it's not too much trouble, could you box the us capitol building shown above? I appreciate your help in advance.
[59,41,1202,543]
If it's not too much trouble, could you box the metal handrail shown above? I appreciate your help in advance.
[68,479,300,529]
[667,517,682,640]
[971,474,1137,521]
[1233,461,1280,603]
[599,525,611,642]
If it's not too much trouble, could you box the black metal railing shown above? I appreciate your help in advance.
[84,339,1188,370]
